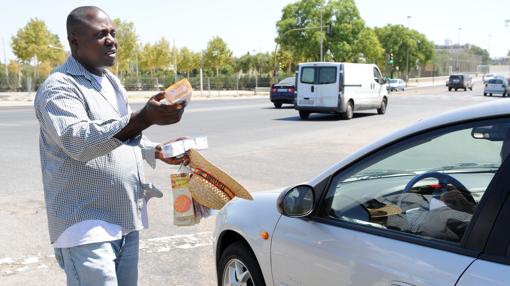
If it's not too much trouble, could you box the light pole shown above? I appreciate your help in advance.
[456,27,462,72]
[406,16,411,83]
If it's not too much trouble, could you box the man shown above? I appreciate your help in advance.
[34,6,186,286]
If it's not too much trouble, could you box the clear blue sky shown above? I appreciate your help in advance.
[1,0,509,63]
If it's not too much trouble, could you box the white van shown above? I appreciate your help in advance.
[294,62,388,119]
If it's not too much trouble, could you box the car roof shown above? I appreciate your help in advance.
[309,100,510,185]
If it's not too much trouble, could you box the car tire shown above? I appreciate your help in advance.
[377,98,387,115]
[455,88,458,91]
[218,241,266,286]
[490,93,493,96]
[274,102,282,109]
[504,91,507,97]
[448,87,452,91]
[464,87,467,91]
[470,86,473,91]
[341,101,354,120]
[484,93,487,96]
[299,111,310,120]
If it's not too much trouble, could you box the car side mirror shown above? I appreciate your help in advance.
[277,185,315,217]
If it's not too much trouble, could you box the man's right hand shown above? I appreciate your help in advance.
[139,92,186,126]
[114,91,187,141]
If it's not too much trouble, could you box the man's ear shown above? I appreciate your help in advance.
[68,33,78,50]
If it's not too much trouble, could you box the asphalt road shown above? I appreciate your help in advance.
[0,85,503,285]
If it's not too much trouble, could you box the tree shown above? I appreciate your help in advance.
[468,45,490,65]
[203,36,233,76]
[138,38,172,75]
[353,28,385,66]
[11,18,66,67]
[276,0,375,62]
[177,47,200,76]
[112,18,138,75]
[375,24,435,77]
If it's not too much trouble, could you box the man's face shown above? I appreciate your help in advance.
[70,11,117,69]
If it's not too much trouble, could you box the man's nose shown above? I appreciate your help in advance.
[105,33,116,45]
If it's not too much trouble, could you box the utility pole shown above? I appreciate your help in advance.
[406,16,411,83]
[320,9,323,62]
[173,39,178,82]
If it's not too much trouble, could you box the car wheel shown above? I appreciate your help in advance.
[299,111,310,120]
[448,87,452,91]
[470,86,473,91]
[341,101,354,120]
[218,241,265,286]
[464,87,467,91]
[274,102,282,109]
[504,91,507,97]
[455,88,458,91]
[490,93,493,96]
[377,98,387,115]
[484,93,487,96]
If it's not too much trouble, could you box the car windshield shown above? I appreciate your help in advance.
[450,75,462,80]
[389,79,398,83]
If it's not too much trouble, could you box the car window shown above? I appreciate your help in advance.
[318,67,337,84]
[279,77,295,86]
[489,79,503,84]
[450,75,461,80]
[373,67,382,84]
[301,67,315,84]
[390,80,397,84]
[320,118,510,244]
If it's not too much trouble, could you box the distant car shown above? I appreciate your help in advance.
[270,77,296,108]
[214,100,510,286]
[448,74,473,91]
[484,78,510,97]
[387,78,405,92]
[483,73,496,84]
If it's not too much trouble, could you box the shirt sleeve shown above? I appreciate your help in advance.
[139,135,159,169]
[35,77,130,162]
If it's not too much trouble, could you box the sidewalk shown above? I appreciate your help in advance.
[0,90,270,107]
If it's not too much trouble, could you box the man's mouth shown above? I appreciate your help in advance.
[105,50,117,57]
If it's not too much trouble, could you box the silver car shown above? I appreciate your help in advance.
[484,78,510,97]
[214,100,510,286]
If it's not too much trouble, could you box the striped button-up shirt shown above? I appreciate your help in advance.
[35,56,158,243]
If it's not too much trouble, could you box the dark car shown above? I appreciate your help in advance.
[270,77,296,108]
[448,74,473,91]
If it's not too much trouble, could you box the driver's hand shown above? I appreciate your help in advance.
[440,190,476,214]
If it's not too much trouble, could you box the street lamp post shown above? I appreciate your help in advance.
[273,24,329,84]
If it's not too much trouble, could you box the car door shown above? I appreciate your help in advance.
[316,66,338,108]
[297,66,317,107]
[271,117,510,286]
[457,170,510,286]
[369,67,384,108]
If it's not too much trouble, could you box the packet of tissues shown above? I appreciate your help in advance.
[162,136,208,158]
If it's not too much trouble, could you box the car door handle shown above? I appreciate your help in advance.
[311,86,314,92]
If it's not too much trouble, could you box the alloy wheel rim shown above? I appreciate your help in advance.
[223,258,253,286]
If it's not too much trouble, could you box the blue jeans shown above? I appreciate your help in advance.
[54,231,139,286]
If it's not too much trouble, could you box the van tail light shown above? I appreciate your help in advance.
[271,88,277,93]
[288,88,295,93]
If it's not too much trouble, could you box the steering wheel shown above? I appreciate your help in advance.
[397,172,470,212]
[403,172,468,194]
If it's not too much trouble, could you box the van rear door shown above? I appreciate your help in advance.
[297,66,317,107]
[317,66,338,108]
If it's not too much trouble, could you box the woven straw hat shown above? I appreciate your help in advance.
[188,149,253,209]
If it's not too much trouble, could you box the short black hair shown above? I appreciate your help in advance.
[66,6,107,35]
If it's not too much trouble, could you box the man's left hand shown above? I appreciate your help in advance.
[155,137,191,165]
